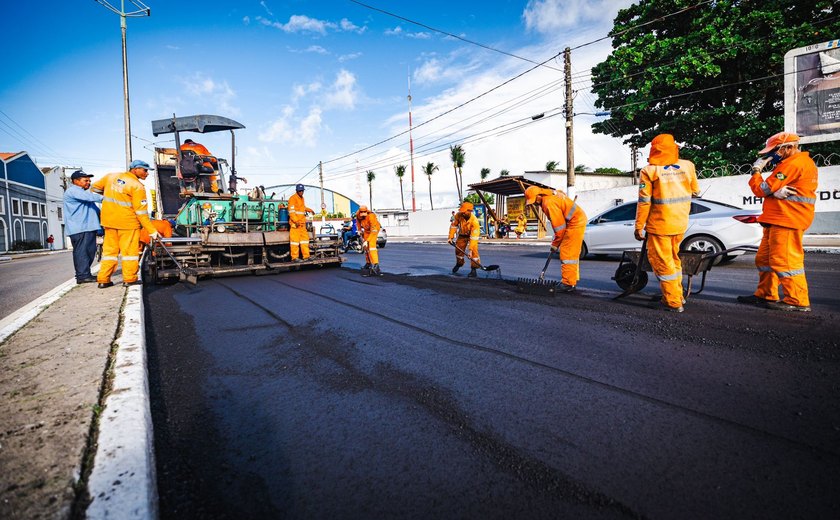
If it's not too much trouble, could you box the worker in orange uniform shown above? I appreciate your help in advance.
[181,139,219,193]
[524,186,587,292]
[356,205,382,276]
[634,134,700,312]
[737,132,818,312]
[139,219,173,250]
[448,201,482,278]
[288,184,314,262]
[91,160,161,287]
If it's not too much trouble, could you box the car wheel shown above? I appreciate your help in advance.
[377,241,386,248]
[579,241,588,260]
[681,235,724,264]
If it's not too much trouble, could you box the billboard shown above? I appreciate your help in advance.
[785,39,840,144]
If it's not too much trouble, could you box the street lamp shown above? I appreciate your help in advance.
[94,0,151,171]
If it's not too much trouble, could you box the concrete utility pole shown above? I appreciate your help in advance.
[319,161,326,226]
[564,47,575,199]
[631,144,639,185]
[95,0,150,170]
[408,73,416,212]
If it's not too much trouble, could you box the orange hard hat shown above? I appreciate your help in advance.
[459,201,474,213]
[357,205,368,214]
[648,134,679,166]
[524,186,541,205]
[759,131,799,155]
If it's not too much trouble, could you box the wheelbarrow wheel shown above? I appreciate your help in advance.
[615,262,649,292]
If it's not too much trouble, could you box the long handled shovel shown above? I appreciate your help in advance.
[154,237,198,285]
[451,242,500,274]
[516,247,560,296]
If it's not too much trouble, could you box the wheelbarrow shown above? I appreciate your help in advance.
[613,244,758,300]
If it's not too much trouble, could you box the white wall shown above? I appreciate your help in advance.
[408,207,459,236]
[43,167,68,249]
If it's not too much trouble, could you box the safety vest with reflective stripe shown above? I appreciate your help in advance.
[635,159,699,235]
[749,151,818,231]
[448,212,481,242]
[288,193,313,227]
[91,171,157,233]
[538,190,587,247]
[357,211,381,238]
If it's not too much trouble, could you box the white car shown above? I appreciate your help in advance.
[582,199,762,261]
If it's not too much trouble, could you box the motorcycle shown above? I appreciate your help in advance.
[343,233,365,253]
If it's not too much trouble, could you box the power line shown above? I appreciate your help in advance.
[349,0,563,72]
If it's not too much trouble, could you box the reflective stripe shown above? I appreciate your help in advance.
[122,256,139,261]
[757,265,773,272]
[553,223,566,232]
[565,203,577,221]
[290,241,299,246]
[470,237,479,241]
[638,196,651,203]
[135,210,148,215]
[658,271,682,281]
[787,196,816,204]
[759,181,773,196]
[450,225,457,230]
[777,268,805,278]
[300,240,310,244]
[369,247,377,251]
[290,210,306,214]
[101,256,119,261]
[560,259,579,264]
[652,196,692,205]
[104,197,132,207]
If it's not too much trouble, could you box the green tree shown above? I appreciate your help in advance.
[465,192,495,205]
[593,167,625,175]
[500,169,510,176]
[480,167,491,180]
[422,162,439,210]
[366,170,375,208]
[545,160,559,172]
[394,164,407,210]
[575,164,588,173]
[590,0,840,169]
[449,144,465,201]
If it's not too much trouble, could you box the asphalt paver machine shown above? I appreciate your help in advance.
[143,114,342,283]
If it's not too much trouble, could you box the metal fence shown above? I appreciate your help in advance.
[696,153,839,179]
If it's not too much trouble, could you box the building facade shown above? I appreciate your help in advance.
[0,152,49,252]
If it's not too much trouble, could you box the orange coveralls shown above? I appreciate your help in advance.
[288,192,313,260]
[634,159,700,309]
[92,172,159,284]
[537,189,587,287]
[139,219,173,246]
[180,141,219,193]
[357,211,381,265]
[448,212,482,269]
[748,151,818,306]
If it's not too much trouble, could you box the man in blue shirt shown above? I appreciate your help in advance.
[63,170,104,283]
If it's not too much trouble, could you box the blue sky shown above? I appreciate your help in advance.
[2,0,634,208]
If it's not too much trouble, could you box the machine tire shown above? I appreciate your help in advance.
[614,262,648,291]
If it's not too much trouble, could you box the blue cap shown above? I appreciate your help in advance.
[295,183,305,192]
[129,159,154,170]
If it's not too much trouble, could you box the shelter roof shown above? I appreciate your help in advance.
[467,175,554,196]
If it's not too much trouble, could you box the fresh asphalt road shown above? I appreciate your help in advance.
[146,244,840,519]
[0,251,76,320]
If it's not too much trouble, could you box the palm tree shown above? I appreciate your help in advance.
[449,144,465,201]
[366,170,375,208]
[545,160,559,172]
[394,164,406,210]
[422,161,438,210]
[575,164,588,173]
[500,169,510,176]
[480,167,491,181]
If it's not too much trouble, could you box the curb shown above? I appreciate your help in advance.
[86,284,158,519]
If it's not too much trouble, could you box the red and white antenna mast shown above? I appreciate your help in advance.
[408,71,416,212]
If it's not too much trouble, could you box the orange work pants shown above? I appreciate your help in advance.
[364,233,379,265]
[753,225,809,306]
[290,225,310,260]
[454,235,480,269]
[646,233,684,309]
[98,228,141,284]
[555,226,584,287]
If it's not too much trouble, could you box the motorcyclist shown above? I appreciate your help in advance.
[342,217,359,250]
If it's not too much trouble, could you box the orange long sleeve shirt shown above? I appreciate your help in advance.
[357,211,381,238]
[538,190,587,248]
[91,172,157,233]
[288,193,313,227]
[448,212,481,242]
[635,159,699,235]
[749,151,818,231]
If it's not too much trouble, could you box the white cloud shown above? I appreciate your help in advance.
[292,81,322,102]
[412,56,479,86]
[257,14,336,34]
[324,69,358,110]
[179,76,240,116]
[407,31,432,40]
[385,26,432,39]
[243,16,250,25]
[259,106,324,148]
[385,26,403,36]
[260,1,273,17]
[340,18,366,34]
[303,45,329,54]
[338,52,362,63]
[523,0,630,32]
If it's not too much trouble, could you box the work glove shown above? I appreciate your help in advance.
[634,229,645,241]
[772,185,797,200]
[550,245,559,254]
[752,156,771,172]
[149,231,160,241]
[448,239,455,246]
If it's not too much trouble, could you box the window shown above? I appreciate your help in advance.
[12,198,20,216]
[57,207,63,220]
[597,203,638,223]
[22,201,31,217]
[689,202,711,215]
[40,203,46,217]
[0,197,5,215]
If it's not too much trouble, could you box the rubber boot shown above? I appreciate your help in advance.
[373,264,382,276]
[452,264,461,274]
[363,263,372,269]
[468,268,477,278]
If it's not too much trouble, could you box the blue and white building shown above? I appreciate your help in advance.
[0,151,50,252]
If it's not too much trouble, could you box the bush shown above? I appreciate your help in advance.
[11,240,44,251]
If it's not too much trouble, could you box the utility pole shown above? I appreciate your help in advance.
[319,161,326,227]
[564,47,575,199]
[631,144,639,185]
[408,73,416,212]
[95,0,151,171]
